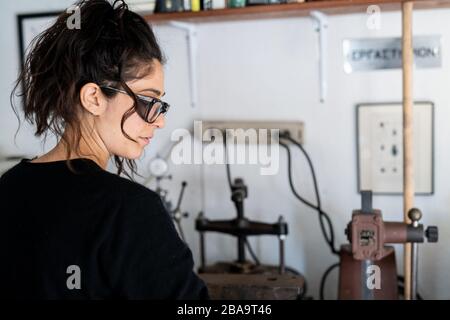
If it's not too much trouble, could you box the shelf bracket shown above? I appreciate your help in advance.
[170,21,198,108]
[310,10,328,103]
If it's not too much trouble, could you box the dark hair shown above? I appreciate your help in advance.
[11,0,166,179]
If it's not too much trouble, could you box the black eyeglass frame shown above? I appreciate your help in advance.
[100,86,170,123]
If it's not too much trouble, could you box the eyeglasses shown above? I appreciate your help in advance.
[100,86,170,124]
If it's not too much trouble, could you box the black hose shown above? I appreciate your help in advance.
[244,238,260,266]
[319,262,340,300]
[223,131,264,266]
[223,131,233,190]
[278,137,338,256]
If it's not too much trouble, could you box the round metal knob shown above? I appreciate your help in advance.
[408,208,422,222]
[425,226,438,243]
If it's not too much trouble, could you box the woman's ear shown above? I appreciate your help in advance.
[79,83,107,116]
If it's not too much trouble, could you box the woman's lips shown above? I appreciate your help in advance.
[139,136,151,145]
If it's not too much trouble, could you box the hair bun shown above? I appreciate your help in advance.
[113,0,128,18]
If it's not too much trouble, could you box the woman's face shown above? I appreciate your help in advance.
[94,59,166,160]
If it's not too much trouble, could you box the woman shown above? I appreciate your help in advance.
[0,0,208,299]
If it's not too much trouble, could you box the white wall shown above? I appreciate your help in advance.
[1,1,449,299]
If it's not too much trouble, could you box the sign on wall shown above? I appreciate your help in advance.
[343,36,442,73]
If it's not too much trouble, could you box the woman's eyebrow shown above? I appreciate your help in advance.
[139,88,166,97]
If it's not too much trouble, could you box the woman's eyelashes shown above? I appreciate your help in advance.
[138,92,157,100]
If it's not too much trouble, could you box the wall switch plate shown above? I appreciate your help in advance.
[357,102,434,194]
[201,120,304,145]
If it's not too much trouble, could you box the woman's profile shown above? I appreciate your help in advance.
[0,0,208,299]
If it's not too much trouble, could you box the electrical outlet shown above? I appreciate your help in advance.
[357,102,434,194]
[201,120,304,144]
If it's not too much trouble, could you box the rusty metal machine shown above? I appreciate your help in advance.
[195,177,305,300]
[338,191,438,299]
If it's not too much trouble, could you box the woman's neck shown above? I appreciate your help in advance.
[31,128,110,169]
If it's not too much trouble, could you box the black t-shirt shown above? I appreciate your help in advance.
[0,158,208,300]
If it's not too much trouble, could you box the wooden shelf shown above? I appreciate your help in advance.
[144,0,450,24]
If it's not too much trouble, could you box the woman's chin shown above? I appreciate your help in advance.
[117,147,143,161]
[129,148,144,160]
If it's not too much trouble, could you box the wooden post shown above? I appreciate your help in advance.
[402,0,414,301]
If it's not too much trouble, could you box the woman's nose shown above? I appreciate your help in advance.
[153,114,166,129]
